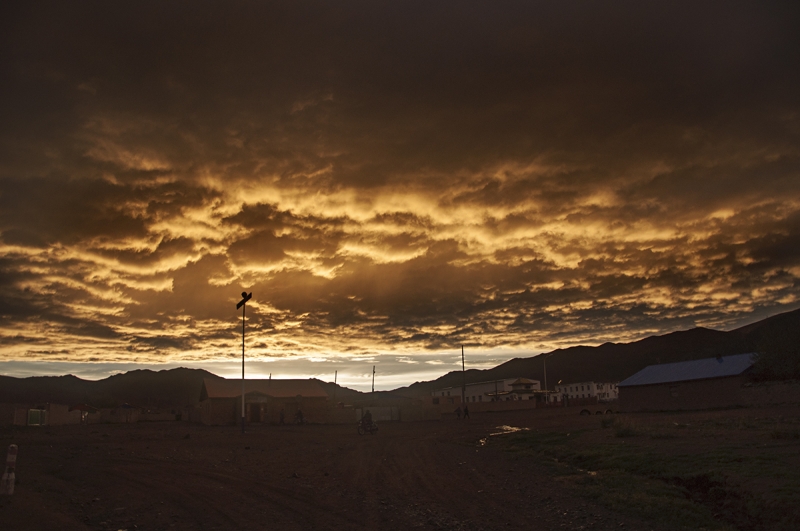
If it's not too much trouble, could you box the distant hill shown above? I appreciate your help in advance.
[313,379,364,403]
[0,368,371,410]
[0,368,223,409]
[396,307,800,397]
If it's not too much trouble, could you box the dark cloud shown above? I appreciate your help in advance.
[131,335,193,351]
[1,2,799,377]
[0,176,147,245]
[90,236,196,266]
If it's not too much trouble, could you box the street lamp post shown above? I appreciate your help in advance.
[236,291,252,434]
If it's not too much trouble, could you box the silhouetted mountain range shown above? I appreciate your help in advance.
[2,307,799,407]
[396,307,800,397]
[0,367,377,409]
[0,367,223,409]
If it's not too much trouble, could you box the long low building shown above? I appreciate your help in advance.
[0,403,84,426]
[555,381,619,402]
[200,378,329,425]
[618,353,756,411]
[432,378,542,404]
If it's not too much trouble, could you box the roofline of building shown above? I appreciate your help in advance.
[617,370,752,388]
[617,353,756,388]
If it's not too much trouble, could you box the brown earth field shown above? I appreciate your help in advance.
[2,405,799,531]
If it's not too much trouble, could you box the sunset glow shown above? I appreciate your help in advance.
[1,2,799,389]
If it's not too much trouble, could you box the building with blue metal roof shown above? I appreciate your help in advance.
[618,353,756,412]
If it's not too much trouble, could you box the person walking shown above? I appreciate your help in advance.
[463,404,470,419]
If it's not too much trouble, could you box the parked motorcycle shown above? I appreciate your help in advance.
[357,419,378,435]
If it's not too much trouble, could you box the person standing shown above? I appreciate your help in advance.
[463,404,470,419]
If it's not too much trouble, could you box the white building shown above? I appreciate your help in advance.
[432,378,542,404]
[556,381,619,402]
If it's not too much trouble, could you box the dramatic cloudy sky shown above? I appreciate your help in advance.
[1,2,799,389]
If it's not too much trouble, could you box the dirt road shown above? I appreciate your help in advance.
[0,409,670,530]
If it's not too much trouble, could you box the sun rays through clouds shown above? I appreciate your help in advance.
[1,2,800,384]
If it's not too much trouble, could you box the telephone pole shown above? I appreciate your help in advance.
[461,345,466,405]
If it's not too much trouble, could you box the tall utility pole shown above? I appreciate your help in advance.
[542,353,556,405]
[236,291,252,434]
[334,370,338,403]
[461,346,466,405]
[543,354,548,391]
[372,365,375,393]
[543,352,554,391]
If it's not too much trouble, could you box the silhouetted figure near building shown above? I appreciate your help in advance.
[361,409,373,429]
[463,404,470,419]
[295,408,304,424]
[455,406,462,419]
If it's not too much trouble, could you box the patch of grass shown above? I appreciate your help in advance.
[598,415,641,437]
[490,415,800,531]
[771,429,800,440]
[579,470,727,530]
[507,432,728,529]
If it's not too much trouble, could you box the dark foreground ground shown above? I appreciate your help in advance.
[1,405,799,531]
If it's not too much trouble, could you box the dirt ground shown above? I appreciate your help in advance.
[0,406,796,531]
